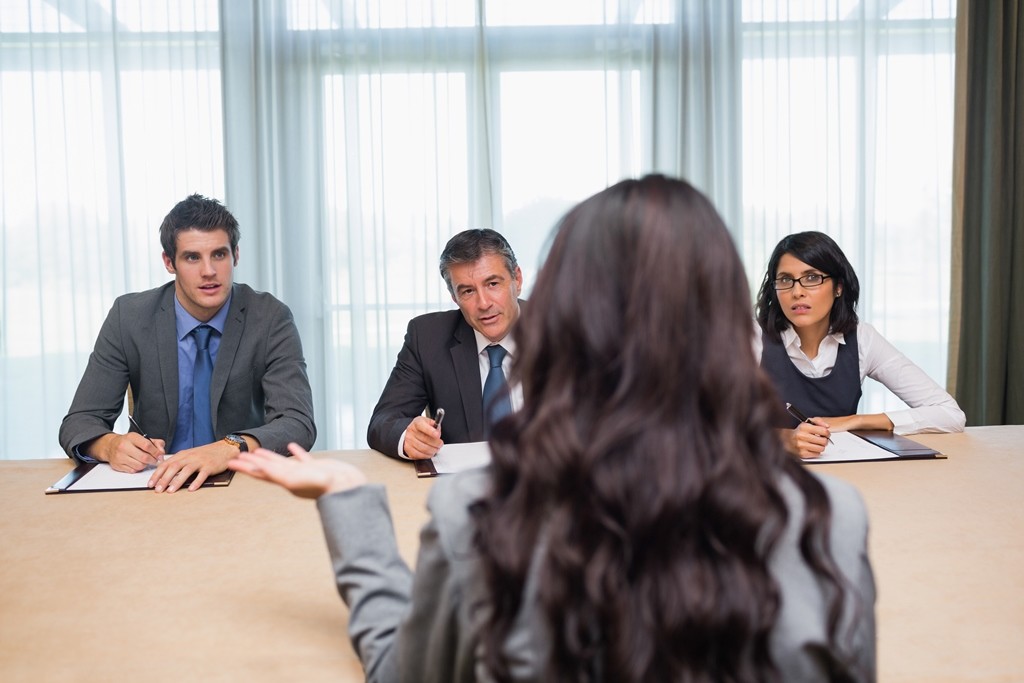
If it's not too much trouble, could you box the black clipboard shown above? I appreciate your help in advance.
[45,462,234,494]
[849,430,945,459]
[413,459,438,478]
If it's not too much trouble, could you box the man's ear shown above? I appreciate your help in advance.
[233,246,240,266]
[512,266,523,296]
[162,252,176,275]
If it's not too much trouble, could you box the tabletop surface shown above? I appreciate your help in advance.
[1,426,1022,682]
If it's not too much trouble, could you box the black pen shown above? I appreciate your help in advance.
[785,403,835,445]
[433,408,445,430]
[128,414,163,455]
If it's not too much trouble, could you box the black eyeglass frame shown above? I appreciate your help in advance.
[773,273,832,290]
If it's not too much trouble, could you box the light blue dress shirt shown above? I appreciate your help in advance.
[168,293,232,453]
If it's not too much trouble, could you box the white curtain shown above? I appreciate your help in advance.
[0,0,956,457]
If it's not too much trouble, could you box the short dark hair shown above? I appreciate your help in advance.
[755,230,860,342]
[438,229,518,296]
[159,194,240,263]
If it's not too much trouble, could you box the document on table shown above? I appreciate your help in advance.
[806,431,896,463]
[45,462,233,494]
[413,441,492,478]
[803,430,942,464]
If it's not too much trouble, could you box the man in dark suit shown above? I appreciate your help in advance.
[59,194,315,492]
[367,229,523,459]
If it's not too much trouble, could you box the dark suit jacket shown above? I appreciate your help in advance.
[59,282,316,458]
[367,309,491,458]
[317,469,876,682]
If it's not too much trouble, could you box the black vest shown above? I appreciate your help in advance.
[760,328,862,428]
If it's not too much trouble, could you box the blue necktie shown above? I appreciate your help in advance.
[192,325,215,447]
[482,344,512,434]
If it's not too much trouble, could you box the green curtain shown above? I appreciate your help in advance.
[955,0,1024,425]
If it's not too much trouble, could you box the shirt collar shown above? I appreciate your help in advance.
[174,291,233,341]
[781,325,845,351]
[474,328,517,358]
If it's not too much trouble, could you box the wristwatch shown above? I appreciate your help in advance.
[223,434,248,452]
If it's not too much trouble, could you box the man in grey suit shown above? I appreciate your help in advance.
[59,194,315,493]
[367,229,523,460]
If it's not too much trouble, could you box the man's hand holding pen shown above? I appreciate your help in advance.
[402,409,445,460]
[84,431,166,473]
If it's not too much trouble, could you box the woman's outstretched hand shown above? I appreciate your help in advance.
[228,442,367,499]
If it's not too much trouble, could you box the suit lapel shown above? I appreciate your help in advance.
[211,284,245,433]
[451,317,484,438]
[157,286,180,438]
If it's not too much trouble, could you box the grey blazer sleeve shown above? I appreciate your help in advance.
[819,475,877,682]
[317,473,486,683]
[770,473,877,682]
[231,297,316,452]
[58,297,133,458]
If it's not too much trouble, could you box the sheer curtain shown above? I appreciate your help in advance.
[0,1,225,458]
[739,1,957,416]
[1,0,956,458]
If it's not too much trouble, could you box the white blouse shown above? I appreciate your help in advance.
[754,322,965,435]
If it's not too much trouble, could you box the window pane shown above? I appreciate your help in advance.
[288,0,475,29]
[500,69,642,277]
[322,71,469,310]
[100,0,220,32]
[0,0,82,32]
[486,0,672,26]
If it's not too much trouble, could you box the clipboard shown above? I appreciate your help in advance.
[849,430,944,459]
[412,441,492,478]
[45,462,234,494]
[803,430,945,464]
[413,459,439,478]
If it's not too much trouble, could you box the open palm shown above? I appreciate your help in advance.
[228,443,367,498]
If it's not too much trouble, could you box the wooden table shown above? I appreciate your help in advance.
[822,426,1024,683]
[1,427,1021,682]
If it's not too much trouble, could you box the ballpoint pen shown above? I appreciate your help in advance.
[785,403,835,445]
[433,408,446,430]
[128,414,164,462]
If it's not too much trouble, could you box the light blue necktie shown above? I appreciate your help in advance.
[482,344,512,434]
[192,325,215,447]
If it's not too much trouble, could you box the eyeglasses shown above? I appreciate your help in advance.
[773,273,831,290]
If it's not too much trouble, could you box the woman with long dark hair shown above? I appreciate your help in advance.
[755,231,964,459]
[229,176,876,682]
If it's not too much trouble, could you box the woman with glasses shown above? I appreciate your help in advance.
[755,231,965,459]
[229,179,876,681]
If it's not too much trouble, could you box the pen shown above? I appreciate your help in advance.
[128,414,163,454]
[785,403,835,445]
[433,408,445,430]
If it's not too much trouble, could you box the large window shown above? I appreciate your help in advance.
[0,0,956,456]
[1,0,224,457]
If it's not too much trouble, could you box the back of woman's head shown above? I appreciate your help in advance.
[514,175,757,428]
[755,231,861,341]
[476,175,839,682]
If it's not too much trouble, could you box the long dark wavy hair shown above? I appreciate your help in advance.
[755,231,861,343]
[473,175,847,682]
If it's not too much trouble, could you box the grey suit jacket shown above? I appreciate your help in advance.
[59,282,316,457]
[367,309,491,458]
[317,469,876,683]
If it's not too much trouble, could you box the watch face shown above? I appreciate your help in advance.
[225,434,247,451]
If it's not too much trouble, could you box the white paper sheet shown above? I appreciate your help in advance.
[67,462,160,490]
[804,431,895,463]
[431,441,492,474]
